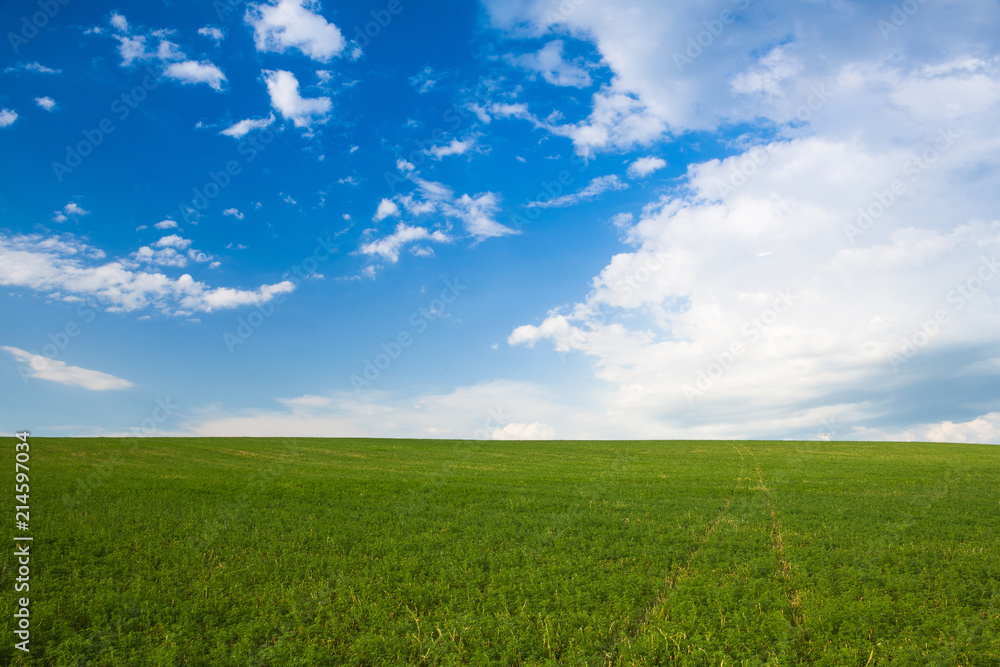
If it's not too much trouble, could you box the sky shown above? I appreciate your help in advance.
[1,0,998,443]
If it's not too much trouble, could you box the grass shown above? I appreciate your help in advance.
[3,437,999,665]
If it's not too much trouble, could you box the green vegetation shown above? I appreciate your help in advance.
[4,437,999,665]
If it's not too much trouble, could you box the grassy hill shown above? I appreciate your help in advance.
[5,437,998,665]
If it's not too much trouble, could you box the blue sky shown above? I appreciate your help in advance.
[1,0,998,442]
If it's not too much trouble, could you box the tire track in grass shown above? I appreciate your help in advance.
[602,446,746,662]
[742,444,809,654]
[615,444,798,665]
[662,446,746,590]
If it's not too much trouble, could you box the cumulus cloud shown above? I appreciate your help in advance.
[508,134,1000,439]
[220,113,275,138]
[264,69,331,127]
[115,35,150,66]
[164,60,226,91]
[510,40,592,88]
[372,198,399,222]
[154,234,192,250]
[485,0,1000,440]
[52,202,89,223]
[426,137,475,160]
[198,26,224,42]
[0,109,17,127]
[109,12,129,33]
[223,208,245,219]
[358,223,449,263]
[154,219,178,229]
[245,0,345,62]
[3,346,132,391]
[0,232,293,314]
[34,96,57,111]
[627,156,666,178]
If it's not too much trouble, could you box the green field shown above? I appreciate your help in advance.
[4,437,999,665]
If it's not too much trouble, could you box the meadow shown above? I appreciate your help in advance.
[3,437,998,665]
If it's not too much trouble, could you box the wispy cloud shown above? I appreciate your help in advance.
[3,346,133,391]
[526,175,627,208]
[220,113,275,138]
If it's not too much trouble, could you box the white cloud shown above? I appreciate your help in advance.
[508,133,1000,439]
[491,422,557,440]
[510,40,592,87]
[426,137,475,160]
[373,198,399,222]
[358,223,449,263]
[4,62,61,74]
[220,113,275,138]
[198,26,224,42]
[731,46,803,96]
[0,232,294,314]
[3,346,132,391]
[109,12,129,33]
[245,0,345,62]
[402,177,517,240]
[408,65,438,93]
[52,202,88,223]
[223,208,245,219]
[264,69,331,127]
[115,35,149,66]
[178,380,574,439]
[154,234,192,250]
[156,40,185,62]
[550,90,668,157]
[0,109,17,127]
[526,174,627,208]
[627,156,666,178]
[154,219,178,230]
[130,245,188,268]
[483,0,1000,439]
[34,96,57,111]
[164,60,227,91]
